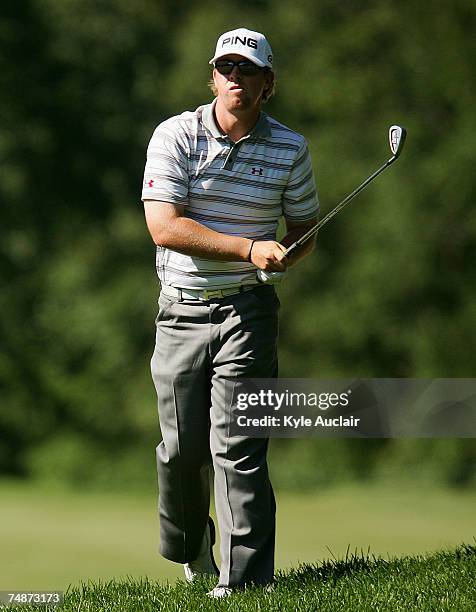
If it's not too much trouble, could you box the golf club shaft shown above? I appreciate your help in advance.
[284,153,398,258]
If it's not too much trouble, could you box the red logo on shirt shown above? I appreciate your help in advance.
[146,179,154,188]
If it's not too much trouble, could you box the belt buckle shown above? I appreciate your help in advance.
[202,288,224,300]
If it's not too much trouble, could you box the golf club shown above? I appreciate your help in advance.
[257,125,407,284]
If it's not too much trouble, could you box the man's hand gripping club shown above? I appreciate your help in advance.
[249,240,288,284]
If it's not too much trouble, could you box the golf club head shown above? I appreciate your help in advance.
[389,125,407,159]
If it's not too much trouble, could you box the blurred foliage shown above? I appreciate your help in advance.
[0,0,475,490]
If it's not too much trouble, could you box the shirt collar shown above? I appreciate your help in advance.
[199,99,272,140]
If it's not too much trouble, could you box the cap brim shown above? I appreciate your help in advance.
[209,51,266,68]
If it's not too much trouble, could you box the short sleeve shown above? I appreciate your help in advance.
[141,120,189,204]
[283,139,319,221]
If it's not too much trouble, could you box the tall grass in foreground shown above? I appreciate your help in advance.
[4,544,475,612]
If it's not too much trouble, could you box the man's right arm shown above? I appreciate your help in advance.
[143,200,287,272]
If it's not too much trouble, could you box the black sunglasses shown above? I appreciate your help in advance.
[214,59,266,76]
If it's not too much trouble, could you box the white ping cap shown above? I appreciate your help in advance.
[209,28,273,68]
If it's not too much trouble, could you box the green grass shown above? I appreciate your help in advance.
[1,479,475,593]
[2,545,475,611]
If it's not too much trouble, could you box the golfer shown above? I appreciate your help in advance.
[141,27,319,598]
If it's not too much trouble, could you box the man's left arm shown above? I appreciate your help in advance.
[281,137,320,267]
[281,217,317,267]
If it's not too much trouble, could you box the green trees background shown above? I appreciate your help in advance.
[1,0,475,490]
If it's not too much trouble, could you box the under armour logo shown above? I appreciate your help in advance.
[146,179,154,187]
[251,167,263,176]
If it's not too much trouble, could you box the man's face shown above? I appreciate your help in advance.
[212,54,273,113]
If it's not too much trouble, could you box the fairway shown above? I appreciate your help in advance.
[1,480,475,591]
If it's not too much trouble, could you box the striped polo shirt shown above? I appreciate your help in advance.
[142,99,319,289]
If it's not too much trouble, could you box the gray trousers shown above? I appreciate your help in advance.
[150,284,279,587]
